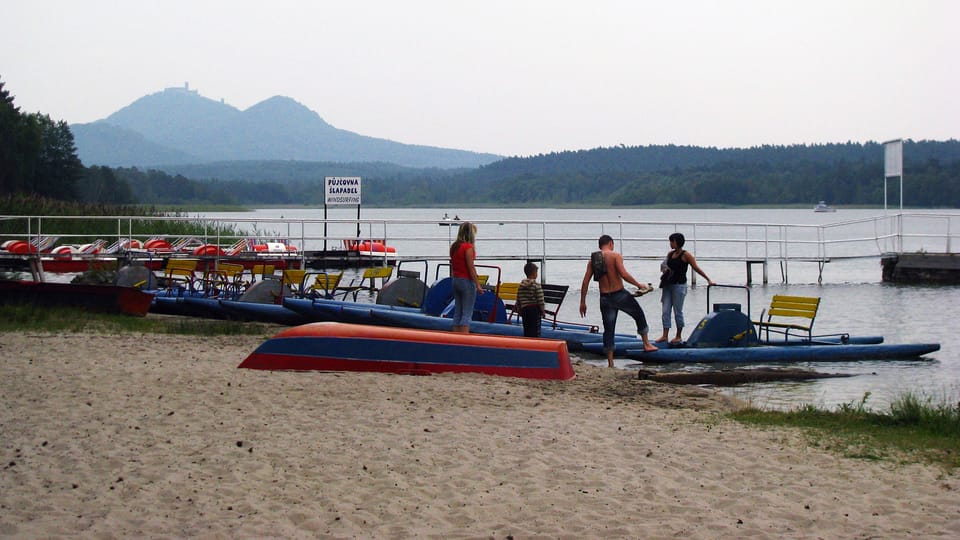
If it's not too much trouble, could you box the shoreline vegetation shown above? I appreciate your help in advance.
[734,394,960,470]
[3,306,958,471]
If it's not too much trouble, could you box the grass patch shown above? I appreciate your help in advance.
[0,304,279,337]
[729,392,960,470]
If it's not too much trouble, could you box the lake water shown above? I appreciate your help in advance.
[197,207,960,411]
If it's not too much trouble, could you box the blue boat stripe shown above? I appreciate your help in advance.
[256,337,560,369]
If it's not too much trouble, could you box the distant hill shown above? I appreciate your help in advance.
[70,86,502,169]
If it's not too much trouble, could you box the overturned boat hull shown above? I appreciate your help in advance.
[239,321,575,380]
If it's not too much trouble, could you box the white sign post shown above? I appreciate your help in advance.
[883,139,903,210]
[883,139,904,252]
[323,176,363,251]
[324,176,362,205]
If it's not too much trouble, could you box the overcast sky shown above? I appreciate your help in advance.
[4,0,958,157]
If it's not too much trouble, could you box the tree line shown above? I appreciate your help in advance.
[1,78,132,207]
[1,80,84,201]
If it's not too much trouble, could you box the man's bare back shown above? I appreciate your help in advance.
[580,243,648,312]
[597,249,627,293]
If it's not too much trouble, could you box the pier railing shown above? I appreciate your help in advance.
[2,211,958,284]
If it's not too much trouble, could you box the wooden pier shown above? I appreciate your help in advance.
[881,253,960,284]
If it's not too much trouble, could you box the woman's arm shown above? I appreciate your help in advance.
[465,247,484,293]
[684,252,715,285]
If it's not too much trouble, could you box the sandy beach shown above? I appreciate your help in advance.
[2,330,958,539]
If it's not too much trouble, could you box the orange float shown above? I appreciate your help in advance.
[144,239,172,251]
[191,244,225,256]
[355,241,397,254]
[6,241,38,254]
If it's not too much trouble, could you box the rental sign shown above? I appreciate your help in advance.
[324,176,362,205]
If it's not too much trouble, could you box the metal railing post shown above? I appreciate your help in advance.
[540,222,547,282]
[948,215,953,253]
[782,225,789,284]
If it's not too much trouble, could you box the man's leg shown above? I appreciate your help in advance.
[615,290,657,352]
[599,295,619,367]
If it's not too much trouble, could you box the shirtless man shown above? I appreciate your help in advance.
[579,234,657,367]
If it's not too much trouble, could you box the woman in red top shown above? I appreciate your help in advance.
[449,221,484,333]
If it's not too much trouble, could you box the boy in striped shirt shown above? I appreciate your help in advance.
[518,262,546,337]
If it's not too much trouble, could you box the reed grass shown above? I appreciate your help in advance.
[730,391,960,469]
[0,195,247,243]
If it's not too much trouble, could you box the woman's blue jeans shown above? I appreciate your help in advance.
[660,283,688,330]
[452,277,477,326]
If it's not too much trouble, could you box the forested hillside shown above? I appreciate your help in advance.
[131,140,956,207]
[120,140,960,207]
[368,141,960,207]
[107,140,960,207]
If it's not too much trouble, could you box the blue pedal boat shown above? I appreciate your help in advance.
[603,285,939,363]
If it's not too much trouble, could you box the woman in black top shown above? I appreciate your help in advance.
[657,233,714,343]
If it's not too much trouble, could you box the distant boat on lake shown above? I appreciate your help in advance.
[814,201,837,212]
[439,213,462,226]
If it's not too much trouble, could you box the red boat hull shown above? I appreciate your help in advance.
[0,281,155,316]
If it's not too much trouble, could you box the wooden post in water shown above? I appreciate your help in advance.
[745,259,768,284]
